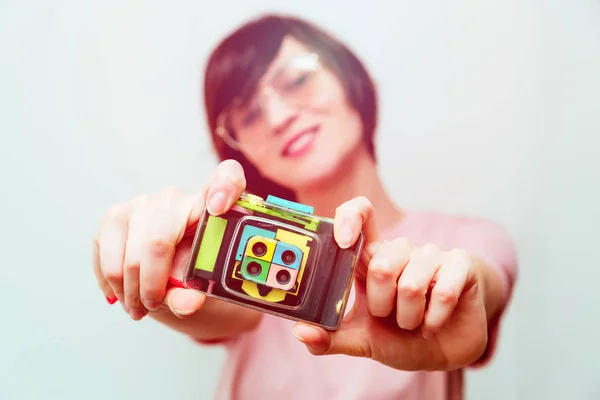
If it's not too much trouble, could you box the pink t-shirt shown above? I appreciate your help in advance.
[198,211,518,400]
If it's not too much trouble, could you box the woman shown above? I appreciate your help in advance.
[93,14,517,399]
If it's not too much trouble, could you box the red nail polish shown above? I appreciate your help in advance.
[106,296,118,305]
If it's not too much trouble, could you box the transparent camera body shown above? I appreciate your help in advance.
[182,193,364,330]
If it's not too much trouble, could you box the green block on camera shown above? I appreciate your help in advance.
[241,256,270,284]
[195,216,227,272]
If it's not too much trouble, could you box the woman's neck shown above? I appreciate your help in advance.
[294,147,404,233]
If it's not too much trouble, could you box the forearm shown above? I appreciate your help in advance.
[149,297,263,341]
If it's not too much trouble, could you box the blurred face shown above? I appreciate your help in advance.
[216,36,365,190]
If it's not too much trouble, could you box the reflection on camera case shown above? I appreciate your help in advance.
[183,193,364,330]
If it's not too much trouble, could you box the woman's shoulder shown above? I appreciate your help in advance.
[388,209,518,279]
[391,209,510,235]
[386,209,516,255]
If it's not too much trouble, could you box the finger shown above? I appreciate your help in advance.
[123,267,147,320]
[396,244,441,330]
[292,282,370,357]
[138,189,197,311]
[97,205,130,305]
[93,238,117,304]
[162,286,206,319]
[366,238,412,317]
[334,196,381,258]
[421,249,471,339]
[292,322,371,358]
[205,159,247,215]
[183,189,208,239]
[170,236,195,280]
[123,201,150,319]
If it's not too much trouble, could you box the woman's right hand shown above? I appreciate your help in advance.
[92,159,247,321]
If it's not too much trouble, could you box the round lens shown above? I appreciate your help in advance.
[281,250,296,265]
[276,269,291,285]
[252,242,267,257]
[247,261,262,277]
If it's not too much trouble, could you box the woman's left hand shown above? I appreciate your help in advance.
[292,197,489,371]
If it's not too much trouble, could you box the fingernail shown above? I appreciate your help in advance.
[292,325,311,343]
[174,308,196,316]
[293,324,328,355]
[293,324,324,342]
[338,225,353,248]
[105,296,118,305]
[208,192,226,214]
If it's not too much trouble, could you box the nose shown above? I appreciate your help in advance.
[263,92,297,135]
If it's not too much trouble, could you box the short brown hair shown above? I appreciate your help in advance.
[203,14,378,201]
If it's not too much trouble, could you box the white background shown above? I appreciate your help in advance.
[1,0,599,399]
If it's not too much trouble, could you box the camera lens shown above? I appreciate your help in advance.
[276,269,291,285]
[247,261,262,277]
[281,250,296,265]
[252,242,267,257]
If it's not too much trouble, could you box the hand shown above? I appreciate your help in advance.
[92,160,247,321]
[292,197,489,371]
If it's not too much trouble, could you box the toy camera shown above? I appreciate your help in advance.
[182,193,364,330]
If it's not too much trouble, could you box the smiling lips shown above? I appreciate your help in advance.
[281,125,320,158]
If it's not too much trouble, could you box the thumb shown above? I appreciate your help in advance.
[292,281,372,357]
[162,286,206,319]
[292,322,372,358]
[333,197,382,281]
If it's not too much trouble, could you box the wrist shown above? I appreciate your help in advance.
[472,256,505,322]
